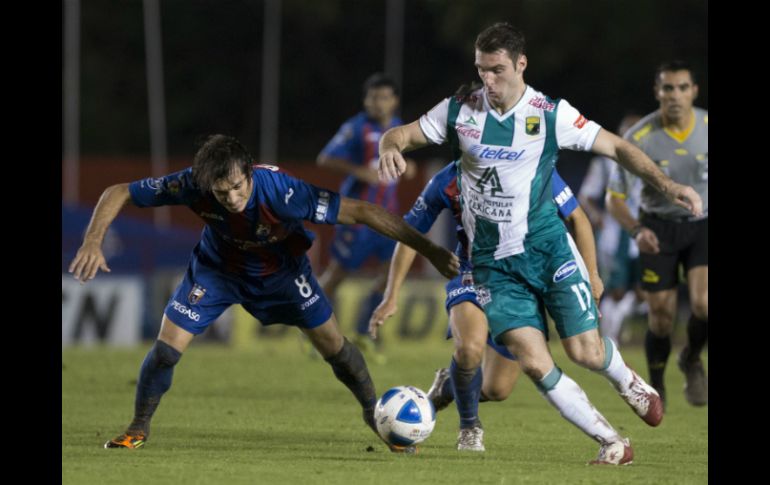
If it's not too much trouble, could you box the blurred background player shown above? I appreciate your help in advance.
[68,134,458,451]
[316,73,416,362]
[369,161,602,452]
[578,113,646,346]
[607,61,708,408]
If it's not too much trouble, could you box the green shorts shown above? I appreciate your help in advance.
[473,232,599,343]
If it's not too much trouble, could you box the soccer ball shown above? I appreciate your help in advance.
[374,385,436,446]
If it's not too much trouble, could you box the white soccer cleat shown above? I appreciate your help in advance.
[589,437,633,465]
[457,426,485,452]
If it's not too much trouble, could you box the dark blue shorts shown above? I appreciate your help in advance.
[164,254,332,334]
[330,225,396,270]
[444,272,517,361]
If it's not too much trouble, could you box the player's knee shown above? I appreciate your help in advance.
[454,341,485,368]
[691,295,708,320]
[566,344,604,370]
[481,382,514,401]
[153,340,182,368]
[518,358,551,381]
[648,305,675,332]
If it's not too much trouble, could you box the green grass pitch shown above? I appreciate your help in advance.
[63,336,707,484]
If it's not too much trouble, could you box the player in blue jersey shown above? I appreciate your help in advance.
[316,73,415,362]
[68,134,459,451]
[369,162,602,451]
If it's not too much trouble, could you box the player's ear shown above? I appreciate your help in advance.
[515,54,527,74]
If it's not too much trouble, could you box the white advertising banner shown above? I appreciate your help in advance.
[61,275,143,347]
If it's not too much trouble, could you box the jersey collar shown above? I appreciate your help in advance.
[483,85,533,122]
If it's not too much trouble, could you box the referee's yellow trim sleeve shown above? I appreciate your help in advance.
[606,189,627,200]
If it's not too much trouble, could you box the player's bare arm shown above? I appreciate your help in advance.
[378,121,430,181]
[591,129,703,217]
[565,206,603,305]
[606,192,660,254]
[337,197,459,279]
[68,183,133,283]
[368,242,419,339]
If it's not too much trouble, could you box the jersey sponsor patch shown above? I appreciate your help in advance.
[412,196,427,212]
[476,286,492,306]
[553,260,578,283]
[525,116,540,135]
[146,177,164,190]
[469,145,526,161]
[171,300,201,321]
[447,285,477,300]
[168,179,182,194]
[255,224,271,237]
[573,115,588,129]
[456,125,481,139]
[188,284,207,305]
[528,97,556,112]
[314,191,330,222]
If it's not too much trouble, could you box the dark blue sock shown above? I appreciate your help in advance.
[450,357,483,429]
[129,340,182,435]
[355,291,383,337]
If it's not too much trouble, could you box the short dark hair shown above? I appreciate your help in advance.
[655,60,697,85]
[192,134,252,192]
[362,72,400,98]
[475,22,526,61]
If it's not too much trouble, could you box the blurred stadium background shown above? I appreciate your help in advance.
[61,0,707,350]
[62,2,708,483]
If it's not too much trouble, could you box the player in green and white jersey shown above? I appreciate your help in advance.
[607,61,708,408]
[377,22,703,465]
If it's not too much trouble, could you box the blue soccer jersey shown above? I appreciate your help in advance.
[321,112,403,269]
[320,112,403,212]
[128,164,341,333]
[129,164,341,277]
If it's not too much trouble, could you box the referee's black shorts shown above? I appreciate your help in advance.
[638,213,708,292]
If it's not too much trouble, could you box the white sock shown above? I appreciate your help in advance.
[538,366,621,445]
[597,336,633,391]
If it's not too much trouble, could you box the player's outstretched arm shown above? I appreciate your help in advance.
[378,121,429,181]
[368,242,418,339]
[337,197,459,279]
[591,129,703,217]
[68,183,132,283]
[565,206,603,306]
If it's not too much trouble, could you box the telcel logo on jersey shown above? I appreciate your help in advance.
[470,145,526,161]
[553,260,578,283]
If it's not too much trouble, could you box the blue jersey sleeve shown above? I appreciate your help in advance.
[319,118,361,163]
[128,168,200,207]
[552,169,578,218]
[258,170,341,225]
[403,170,451,234]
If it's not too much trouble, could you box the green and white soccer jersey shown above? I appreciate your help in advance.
[419,86,601,339]
[419,86,601,264]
